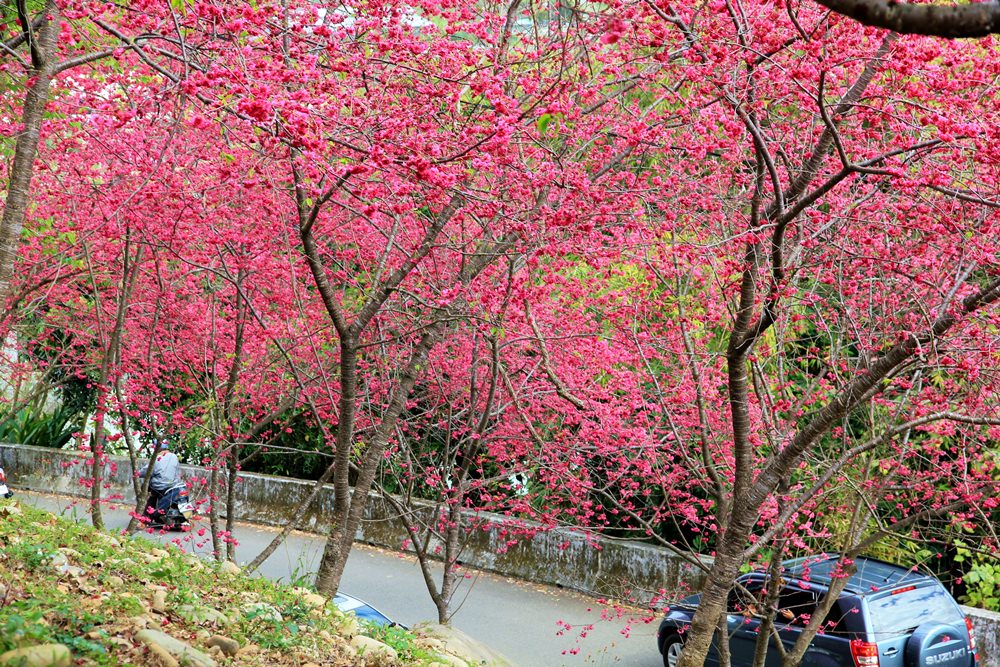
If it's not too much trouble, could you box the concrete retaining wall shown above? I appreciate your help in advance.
[0,443,702,604]
[3,442,997,664]
[968,607,1000,666]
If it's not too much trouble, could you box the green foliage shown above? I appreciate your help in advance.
[954,540,1000,611]
[0,579,109,659]
[0,404,79,449]
[3,541,55,570]
[537,112,555,135]
[239,411,332,480]
[99,592,145,617]
[367,623,440,663]
[1,611,51,648]
[0,0,48,25]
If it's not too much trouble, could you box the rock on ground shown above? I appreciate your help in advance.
[151,589,168,613]
[135,629,216,667]
[205,635,240,657]
[0,644,71,667]
[218,561,240,576]
[412,623,512,666]
[176,604,232,627]
[241,602,283,623]
[351,635,398,661]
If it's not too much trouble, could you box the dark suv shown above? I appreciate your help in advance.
[657,555,978,667]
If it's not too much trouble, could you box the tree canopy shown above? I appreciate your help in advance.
[1,0,998,661]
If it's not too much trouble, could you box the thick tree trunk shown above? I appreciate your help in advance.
[812,0,1000,38]
[676,546,744,667]
[0,2,58,308]
[313,341,359,593]
[676,505,760,667]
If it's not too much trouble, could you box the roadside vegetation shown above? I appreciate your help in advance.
[0,501,480,666]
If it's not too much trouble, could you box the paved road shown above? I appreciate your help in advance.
[20,491,662,667]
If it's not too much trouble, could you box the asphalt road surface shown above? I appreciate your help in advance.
[19,491,663,667]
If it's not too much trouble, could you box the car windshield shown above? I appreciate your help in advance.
[351,605,393,625]
[333,594,394,627]
[867,584,963,639]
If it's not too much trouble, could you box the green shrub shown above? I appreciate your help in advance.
[0,404,79,449]
[955,540,1000,611]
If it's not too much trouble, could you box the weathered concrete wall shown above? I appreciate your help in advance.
[5,442,997,665]
[0,443,702,603]
[966,606,1000,667]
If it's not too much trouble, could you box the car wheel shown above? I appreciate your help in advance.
[662,634,684,667]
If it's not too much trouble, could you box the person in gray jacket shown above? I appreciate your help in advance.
[140,441,183,517]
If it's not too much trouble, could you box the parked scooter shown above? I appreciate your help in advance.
[0,466,12,499]
[143,482,195,530]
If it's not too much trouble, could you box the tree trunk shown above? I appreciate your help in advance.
[677,509,758,667]
[209,464,223,560]
[314,322,444,594]
[245,459,338,573]
[313,340,359,593]
[88,237,141,530]
[89,405,107,530]
[222,271,247,562]
[0,1,58,308]
[225,448,239,562]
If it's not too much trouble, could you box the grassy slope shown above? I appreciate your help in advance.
[0,501,442,666]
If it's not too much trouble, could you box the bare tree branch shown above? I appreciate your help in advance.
[525,302,587,411]
[55,49,117,74]
[746,411,1000,559]
[813,0,1000,38]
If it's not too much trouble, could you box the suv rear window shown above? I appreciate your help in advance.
[867,584,963,638]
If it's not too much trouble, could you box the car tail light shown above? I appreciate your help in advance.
[965,617,979,663]
[850,640,880,667]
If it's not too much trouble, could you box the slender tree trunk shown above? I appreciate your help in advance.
[122,383,160,534]
[126,449,158,533]
[225,450,239,561]
[388,494,455,624]
[245,459,338,572]
[314,323,444,594]
[222,270,247,561]
[437,499,464,623]
[716,610,733,667]
[0,1,58,308]
[87,236,141,529]
[116,378,142,501]
[89,404,108,530]
[209,465,223,560]
[751,526,788,667]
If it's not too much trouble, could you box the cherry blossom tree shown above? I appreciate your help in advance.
[589,3,1000,664]
[125,0,673,593]
[3,5,1000,662]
